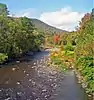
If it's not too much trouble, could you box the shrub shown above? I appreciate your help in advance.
[0,53,8,64]
[76,56,94,93]
[64,44,74,51]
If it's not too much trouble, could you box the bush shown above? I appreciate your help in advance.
[51,56,68,71]
[64,44,74,51]
[0,53,8,64]
[76,56,94,94]
[64,51,74,56]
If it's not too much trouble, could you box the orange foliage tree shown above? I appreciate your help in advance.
[53,34,60,45]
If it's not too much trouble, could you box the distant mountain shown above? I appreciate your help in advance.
[31,19,68,34]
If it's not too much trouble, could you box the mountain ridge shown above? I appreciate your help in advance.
[31,18,68,33]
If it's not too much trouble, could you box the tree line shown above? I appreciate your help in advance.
[0,3,44,63]
[50,9,94,94]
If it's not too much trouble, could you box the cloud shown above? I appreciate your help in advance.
[10,6,85,31]
[39,6,85,31]
[11,8,37,18]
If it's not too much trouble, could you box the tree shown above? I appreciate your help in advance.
[0,15,44,58]
[53,34,60,45]
[74,9,94,94]
[0,3,9,15]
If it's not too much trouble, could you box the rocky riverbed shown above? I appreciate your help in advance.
[0,51,89,100]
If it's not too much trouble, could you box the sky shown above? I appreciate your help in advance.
[0,0,93,31]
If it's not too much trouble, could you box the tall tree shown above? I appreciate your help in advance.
[0,3,9,15]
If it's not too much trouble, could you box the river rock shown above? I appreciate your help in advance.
[12,68,16,71]
[16,61,20,63]
[16,81,21,85]
[5,97,11,100]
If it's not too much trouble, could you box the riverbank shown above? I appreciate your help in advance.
[0,49,44,67]
[49,47,93,100]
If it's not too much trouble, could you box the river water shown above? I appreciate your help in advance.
[0,51,89,100]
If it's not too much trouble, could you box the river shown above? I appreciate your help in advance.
[0,51,89,100]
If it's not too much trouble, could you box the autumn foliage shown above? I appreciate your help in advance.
[79,13,91,30]
[51,9,94,95]
[53,34,60,44]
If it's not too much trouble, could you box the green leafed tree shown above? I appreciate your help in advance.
[0,4,45,60]
[0,3,9,16]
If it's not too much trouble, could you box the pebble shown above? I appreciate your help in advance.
[23,70,26,73]
[32,81,36,85]
[32,92,36,95]
[88,94,92,97]
[54,94,58,96]
[51,83,57,88]
[41,59,43,61]
[40,61,42,64]
[51,71,57,75]
[17,92,22,96]
[5,97,11,100]
[12,68,16,71]
[81,83,87,88]
[29,79,32,82]
[49,79,52,81]
[16,61,20,63]
[31,66,35,68]
[5,81,9,84]
[37,70,40,73]
[44,94,50,98]
[54,79,57,82]
[53,84,57,88]
[34,63,36,65]
[42,89,47,92]
[26,74,29,76]
[37,60,39,64]
[17,82,21,85]
[35,98,40,100]
[6,94,9,96]
[28,65,30,67]
[43,66,46,68]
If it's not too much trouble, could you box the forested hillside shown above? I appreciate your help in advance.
[31,18,67,34]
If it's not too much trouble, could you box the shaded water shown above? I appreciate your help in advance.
[0,51,89,100]
[55,70,89,100]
